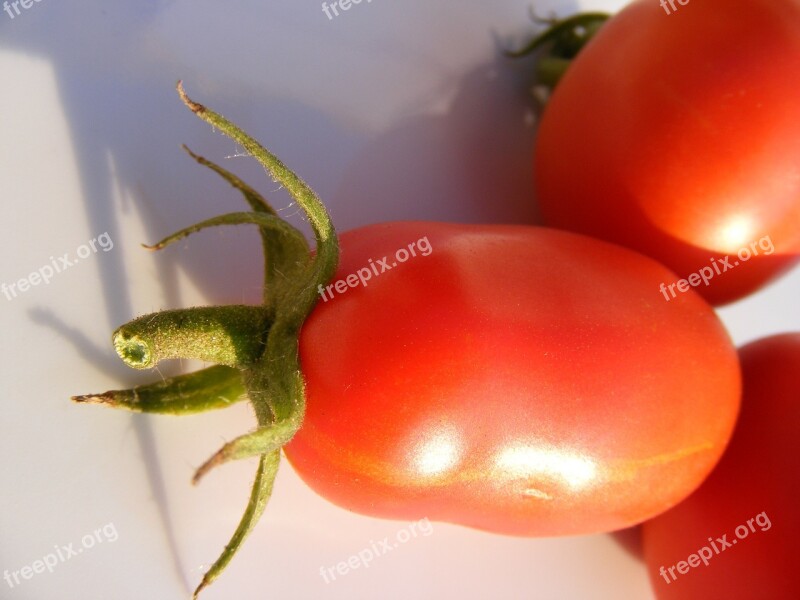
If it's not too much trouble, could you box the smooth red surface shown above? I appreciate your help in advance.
[643,333,800,599]
[535,0,800,305]
[286,222,741,536]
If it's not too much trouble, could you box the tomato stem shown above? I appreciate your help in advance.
[112,306,270,369]
[506,11,609,90]
[73,83,341,597]
[535,57,573,89]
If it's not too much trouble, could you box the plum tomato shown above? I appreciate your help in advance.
[534,0,800,305]
[286,222,741,536]
[642,333,800,599]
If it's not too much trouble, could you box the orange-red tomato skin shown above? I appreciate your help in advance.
[287,222,741,536]
[643,333,800,599]
[535,0,800,305]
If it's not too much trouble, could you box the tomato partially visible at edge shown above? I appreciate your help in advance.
[534,0,800,306]
[642,333,800,599]
[286,222,741,536]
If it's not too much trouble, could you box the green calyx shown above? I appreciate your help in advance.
[506,11,610,90]
[72,82,339,598]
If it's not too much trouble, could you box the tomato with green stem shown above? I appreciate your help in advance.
[74,84,741,596]
[642,333,800,599]
[529,0,800,305]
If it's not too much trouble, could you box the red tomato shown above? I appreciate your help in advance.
[286,222,741,536]
[642,333,800,599]
[534,0,800,306]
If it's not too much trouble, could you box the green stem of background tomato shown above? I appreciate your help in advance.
[507,11,610,90]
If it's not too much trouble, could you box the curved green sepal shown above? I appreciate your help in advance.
[181,145,311,309]
[71,365,245,415]
[176,81,338,303]
[192,450,281,599]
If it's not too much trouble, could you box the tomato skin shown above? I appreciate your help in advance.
[642,333,800,599]
[286,222,741,536]
[535,0,800,306]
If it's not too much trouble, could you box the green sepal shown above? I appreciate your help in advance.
[72,365,245,415]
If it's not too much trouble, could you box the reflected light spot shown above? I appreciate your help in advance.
[716,214,754,250]
[415,429,461,476]
[496,445,597,489]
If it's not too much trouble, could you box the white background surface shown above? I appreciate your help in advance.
[1,1,797,599]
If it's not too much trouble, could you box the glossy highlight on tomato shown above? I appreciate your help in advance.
[535,0,800,305]
[287,222,741,536]
[642,333,800,599]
